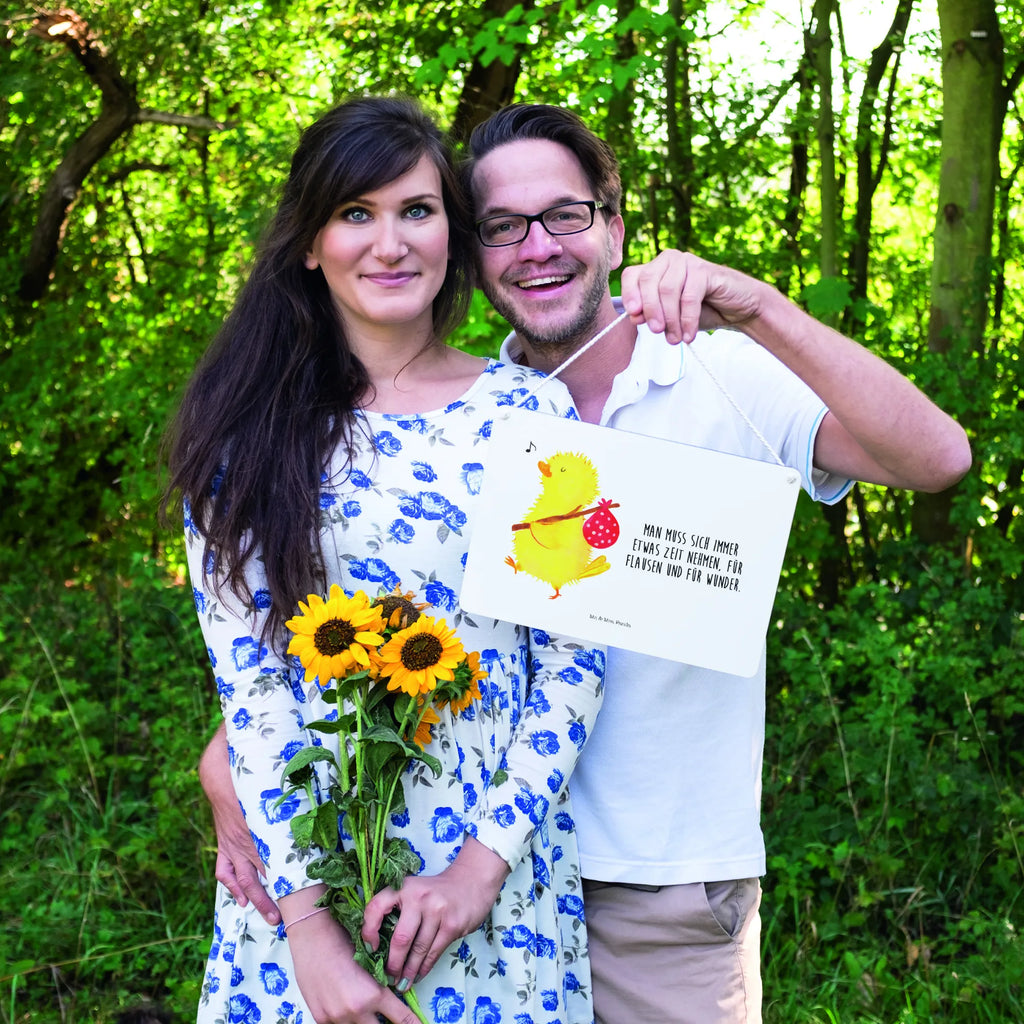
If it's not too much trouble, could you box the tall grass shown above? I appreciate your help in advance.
[761,548,1024,1022]
[0,558,214,1023]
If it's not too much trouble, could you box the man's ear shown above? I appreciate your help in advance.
[607,212,625,271]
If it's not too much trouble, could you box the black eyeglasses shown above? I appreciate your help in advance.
[475,200,607,247]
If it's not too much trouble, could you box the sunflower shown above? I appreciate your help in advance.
[447,650,486,715]
[286,585,386,684]
[372,585,427,630]
[410,703,441,749]
[376,616,465,697]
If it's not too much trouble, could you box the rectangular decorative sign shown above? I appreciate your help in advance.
[461,408,801,677]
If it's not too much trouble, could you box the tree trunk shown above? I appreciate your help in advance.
[913,0,1004,545]
[927,1,1003,356]
[783,64,811,299]
[608,0,638,152]
[18,11,139,301]
[807,0,838,282]
[449,0,533,143]
[17,8,231,302]
[991,60,1024,331]
[805,0,851,605]
[664,0,693,248]
[848,0,913,305]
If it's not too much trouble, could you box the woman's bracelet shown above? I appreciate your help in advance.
[283,906,329,933]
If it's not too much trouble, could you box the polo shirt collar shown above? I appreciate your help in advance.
[593,298,686,421]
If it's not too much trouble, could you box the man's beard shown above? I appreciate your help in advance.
[481,257,611,358]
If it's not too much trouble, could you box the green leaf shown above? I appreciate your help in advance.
[333,900,370,952]
[308,849,362,889]
[387,785,408,819]
[281,745,337,787]
[311,800,341,850]
[612,64,635,91]
[363,722,406,745]
[411,748,442,777]
[290,809,317,848]
[353,942,388,984]
[303,716,348,734]
[333,790,364,819]
[365,753,409,793]
[379,837,422,890]
[470,27,494,56]
[801,277,853,320]
[359,907,401,980]
[439,42,466,64]
[364,683,399,715]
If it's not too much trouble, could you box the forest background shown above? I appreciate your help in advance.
[1,0,1022,1021]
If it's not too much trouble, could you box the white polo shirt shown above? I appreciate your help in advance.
[500,309,851,884]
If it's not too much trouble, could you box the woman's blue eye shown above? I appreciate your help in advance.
[340,207,370,222]
[406,204,432,219]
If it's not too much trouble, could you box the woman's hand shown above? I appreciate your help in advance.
[361,836,510,990]
[284,903,421,1024]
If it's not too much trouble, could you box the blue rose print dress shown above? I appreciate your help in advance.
[188,360,605,1024]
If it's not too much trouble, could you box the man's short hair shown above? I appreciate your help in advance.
[465,104,622,216]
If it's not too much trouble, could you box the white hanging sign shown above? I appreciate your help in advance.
[461,408,801,677]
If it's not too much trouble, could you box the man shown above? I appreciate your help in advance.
[202,105,970,1023]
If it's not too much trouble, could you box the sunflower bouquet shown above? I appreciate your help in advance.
[278,583,485,1020]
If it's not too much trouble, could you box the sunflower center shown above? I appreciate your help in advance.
[400,634,444,671]
[314,618,357,655]
[377,595,422,629]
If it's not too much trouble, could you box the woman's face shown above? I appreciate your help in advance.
[305,155,450,339]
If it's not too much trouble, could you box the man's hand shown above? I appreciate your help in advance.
[361,836,510,990]
[620,249,761,345]
[199,723,281,926]
[621,248,971,491]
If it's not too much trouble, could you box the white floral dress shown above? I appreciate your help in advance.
[188,360,605,1024]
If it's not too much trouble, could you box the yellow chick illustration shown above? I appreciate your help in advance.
[506,451,612,599]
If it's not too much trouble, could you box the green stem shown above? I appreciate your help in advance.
[371,695,429,873]
[336,716,351,794]
[351,684,374,902]
[373,770,404,873]
[402,984,430,1024]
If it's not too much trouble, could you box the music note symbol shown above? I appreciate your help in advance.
[525,441,537,453]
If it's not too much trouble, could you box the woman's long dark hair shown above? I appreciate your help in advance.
[163,96,474,644]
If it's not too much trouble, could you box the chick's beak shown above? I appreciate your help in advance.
[538,460,551,477]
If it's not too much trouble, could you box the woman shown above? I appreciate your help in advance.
[164,97,604,1024]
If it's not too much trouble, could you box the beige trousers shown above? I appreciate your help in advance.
[582,878,762,1024]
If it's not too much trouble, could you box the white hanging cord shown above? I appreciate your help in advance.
[682,343,785,467]
[519,311,631,397]
[515,311,786,467]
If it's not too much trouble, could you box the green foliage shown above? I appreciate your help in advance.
[0,557,216,1021]
[762,536,1024,1022]
[2,0,1023,1020]
[803,276,855,321]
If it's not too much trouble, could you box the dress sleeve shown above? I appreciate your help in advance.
[185,505,325,897]
[466,630,605,871]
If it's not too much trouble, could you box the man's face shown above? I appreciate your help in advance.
[471,139,624,354]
